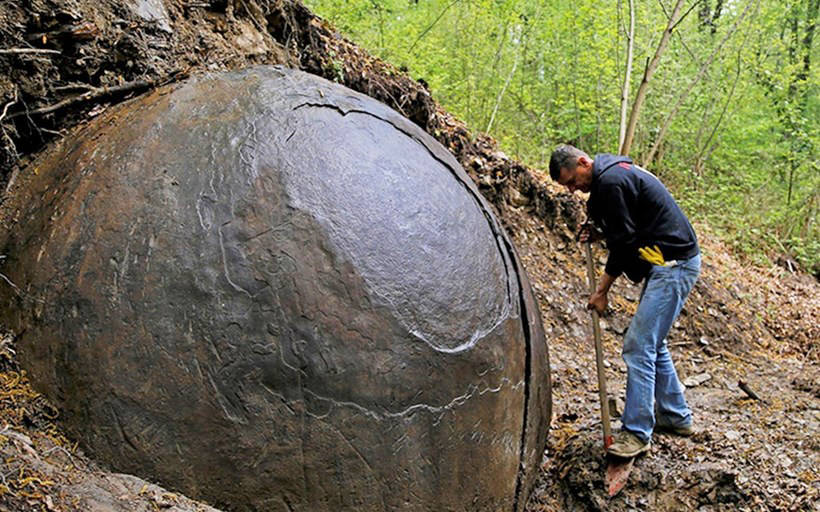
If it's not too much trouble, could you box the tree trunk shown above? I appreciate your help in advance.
[782,0,817,205]
[699,0,712,29]
[711,0,725,33]
[618,0,635,154]
[485,55,518,134]
[798,0,819,86]
[620,0,686,156]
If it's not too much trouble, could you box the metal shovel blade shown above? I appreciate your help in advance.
[605,455,635,497]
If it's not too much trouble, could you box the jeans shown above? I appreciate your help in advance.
[621,253,701,442]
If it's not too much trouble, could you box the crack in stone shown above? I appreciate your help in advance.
[301,377,524,425]
[289,101,515,356]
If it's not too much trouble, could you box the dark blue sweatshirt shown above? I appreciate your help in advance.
[587,154,699,282]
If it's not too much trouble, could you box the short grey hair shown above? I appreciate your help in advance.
[549,145,589,181]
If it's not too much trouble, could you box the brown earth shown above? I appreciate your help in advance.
[0,1,818,510]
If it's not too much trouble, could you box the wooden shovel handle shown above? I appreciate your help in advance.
[585,243,612,449]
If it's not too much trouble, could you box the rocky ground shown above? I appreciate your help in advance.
[0,1,818,510]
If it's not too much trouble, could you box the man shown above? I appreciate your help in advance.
[549,144,701,458]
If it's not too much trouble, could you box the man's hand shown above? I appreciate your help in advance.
[587,290,608,315]
[576,222,603,243]
[638,245,666,266]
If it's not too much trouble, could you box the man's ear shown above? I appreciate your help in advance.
[577,155,592,169]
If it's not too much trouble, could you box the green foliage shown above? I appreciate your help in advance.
[305,0,819,272]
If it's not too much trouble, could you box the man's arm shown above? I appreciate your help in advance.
[599,181,639,279]
[588,271,617,314]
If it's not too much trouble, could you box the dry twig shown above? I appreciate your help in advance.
[0,273,20,295]
[240,0,268,33]
[7,79,154,120]
[6,70,186,121]
[42,444,82,470]
[53,82,96,93]
[0,90,19,158]
[0,48,61,55]
[0,90,18,123]
[738,380,762,401]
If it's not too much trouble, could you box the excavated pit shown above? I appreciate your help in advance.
[0,66,550,511]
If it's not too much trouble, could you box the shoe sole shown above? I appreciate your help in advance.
[607,442,650,458]
[655,424,693,437]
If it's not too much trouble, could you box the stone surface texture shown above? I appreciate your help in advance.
[0,66,550,511]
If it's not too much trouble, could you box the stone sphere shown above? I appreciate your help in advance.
[0,66,550,511]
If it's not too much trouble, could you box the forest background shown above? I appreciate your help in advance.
[305,0,818,273]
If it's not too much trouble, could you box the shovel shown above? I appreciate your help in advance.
[585,242,635,497]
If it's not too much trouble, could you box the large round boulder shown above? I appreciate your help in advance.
[0,66,550,511]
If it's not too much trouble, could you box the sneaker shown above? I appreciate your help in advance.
[655,416,694,437]
[607,430,650,458]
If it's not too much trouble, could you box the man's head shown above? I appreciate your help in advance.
[549,145,594,193]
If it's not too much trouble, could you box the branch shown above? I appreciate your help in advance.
[7,80,151,119]
[0,272,21,296]
[485,56,518,134]
[657,0,700,64]
[6,71,184,120]
[408,0,462,54]
[0,88,19,160]
[738,380,762,401]
[644,0,758,166]
[0,48,61,55]
[618,0,635,153]
[621,0,687,156]
[670,0,700,31]
[239,0,267,33]
[0,90,18,123]
[695,3,757,173]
